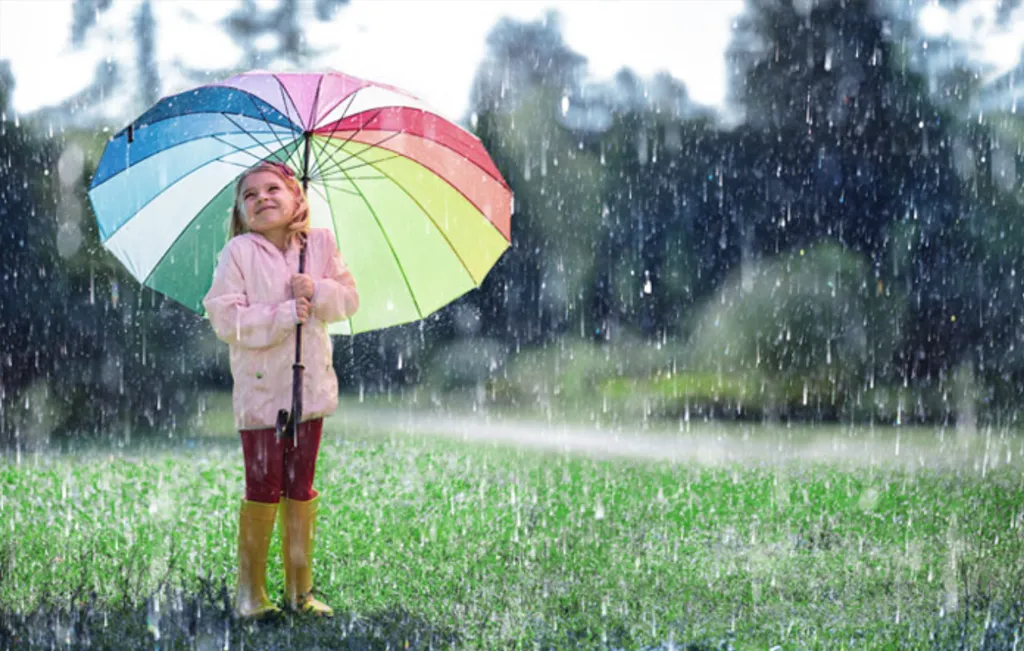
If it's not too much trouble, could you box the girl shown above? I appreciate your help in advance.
[203,161,359,619]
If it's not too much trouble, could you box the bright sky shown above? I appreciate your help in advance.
[0,0,744,123]
[918,0,1024,82]
[2,0,1022,124]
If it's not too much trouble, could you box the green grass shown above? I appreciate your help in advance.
[1,414,1024,649]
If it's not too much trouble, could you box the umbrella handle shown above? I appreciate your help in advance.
[280,135,313,442]
[275,409,291,440]
[278,238,307,441]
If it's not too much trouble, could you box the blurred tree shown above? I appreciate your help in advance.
[0,0,260,447]
[725,0,961,387]
[66,0,159,121]
[470,11,586,113]
[727,0,952,258]
[595,69,726,342]
[997,0,1024,23]
[22,126,214,447]
[928,0,1022,26]
[67,0,352,120]
[70,0,113,47]
[0,64,64,449]
[685,242,903,418]
[469,12,602,345]
[888,0,1024,411]
[220,0,350,69]
[134,0,160,107]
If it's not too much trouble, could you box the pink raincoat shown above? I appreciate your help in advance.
[203,228,359,430]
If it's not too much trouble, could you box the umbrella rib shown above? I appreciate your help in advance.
[242,95,298,164]
[314,180,362,197]
[309,108,385,180]
[313,137,403,182]
[273,73,304,132]
[332,125,511,193]
[310,136,363,183]
[211,134,277,165]
[221,112,293,162]
[313,128,405,181]
[215,156,266,171]
[120,86,298,138]
[323,137,509,246]
[322,153,403,177]
[338,146,482,285]
[306,179,331,204]
[138,140,301,292]
[308,75,324,132]
[323,106,510,192]
[91,126,292,192]
[119,84,288,133]
[99,139,287,243]
[332,165,425,320]
[311,89,362,171]
[309,131,365,184]
[121,106,290,136]
[308,178,363,202]
[94,87,300,188]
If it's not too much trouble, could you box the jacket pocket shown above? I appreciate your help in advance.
[232,346,274,426]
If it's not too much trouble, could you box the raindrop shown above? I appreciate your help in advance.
[56,222,83,259]
[147,595,161,641]
[58,145,85,188]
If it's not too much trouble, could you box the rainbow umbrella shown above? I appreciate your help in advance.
[88,70,512,335]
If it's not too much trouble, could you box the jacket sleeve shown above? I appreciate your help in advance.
[311,231,360,324]
[202,242,297,349]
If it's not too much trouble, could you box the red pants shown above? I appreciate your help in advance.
[240,418,323,503]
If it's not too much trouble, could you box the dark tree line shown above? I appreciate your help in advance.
[3,0,1024,447]
[465,0,1024,412]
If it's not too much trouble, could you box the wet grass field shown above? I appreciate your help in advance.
[1,410,1024,649]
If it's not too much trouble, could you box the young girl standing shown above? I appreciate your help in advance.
[203,161,359,619]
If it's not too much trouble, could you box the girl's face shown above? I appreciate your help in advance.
[239,170,299,237]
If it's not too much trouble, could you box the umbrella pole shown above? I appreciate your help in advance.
[278,132,312,442]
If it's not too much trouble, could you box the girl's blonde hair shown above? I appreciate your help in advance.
[229,161,310,241]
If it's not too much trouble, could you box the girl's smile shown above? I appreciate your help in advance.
[240,170,300,250]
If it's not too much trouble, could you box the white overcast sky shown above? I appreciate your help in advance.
[0,0,1022,123]
[0,0,743,122]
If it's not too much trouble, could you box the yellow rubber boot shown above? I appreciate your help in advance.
[280,495,334,616]
[235,500,282,620]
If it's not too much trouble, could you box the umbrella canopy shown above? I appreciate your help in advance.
[88,70,512,334]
